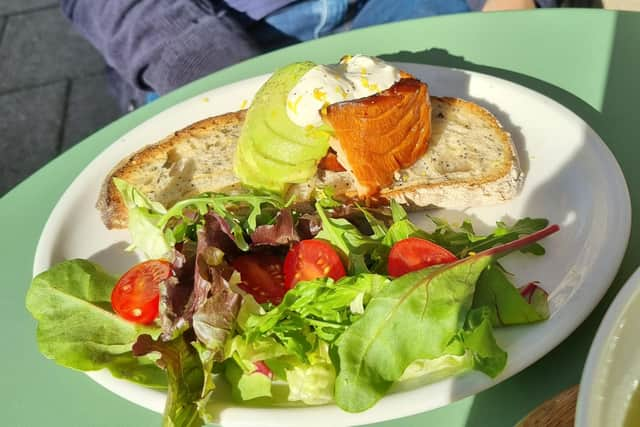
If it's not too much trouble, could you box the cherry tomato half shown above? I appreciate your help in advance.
[111,260,173,324]
[387,237,457,277]
[232,255,286,305]
[283,239,346,289]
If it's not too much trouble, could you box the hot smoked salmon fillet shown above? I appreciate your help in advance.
[321,78,431,196]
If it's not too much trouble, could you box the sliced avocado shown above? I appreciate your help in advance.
[234,61,331,194]
[234,132,286,193]
[246,116,328,164]
[238,130,317,184]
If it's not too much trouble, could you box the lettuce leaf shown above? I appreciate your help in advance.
[334,257,492,412]
[399,307,506,383]
[473,265,550,327]
[334,225,558,412]
[107,352,168,389]
[250,208,300,246]
[191,342,218,423]
[224,359,273,402]
[113,178,172,259]
[133,334,205,427]
[25,259,164,387]
[285,341,336,405]
[425,216,549,258]
[160,214,241,342]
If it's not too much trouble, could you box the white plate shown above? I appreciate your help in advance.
[33,64,631,426]
[576,267,640,427]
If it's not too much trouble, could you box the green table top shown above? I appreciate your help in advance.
[3,8,639,427]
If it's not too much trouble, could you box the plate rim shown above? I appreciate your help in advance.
[32,63,632,426]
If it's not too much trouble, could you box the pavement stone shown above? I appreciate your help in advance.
[62,73,122,151]
[0,16,6,43]
[0,1,58,16]
[0,81,67,195]
[0,7,106,92]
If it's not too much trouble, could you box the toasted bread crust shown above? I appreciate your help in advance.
[97,97,521,229]
[382,97,518,199]
[97,110,246,229]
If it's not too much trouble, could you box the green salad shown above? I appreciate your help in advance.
[26,180,557,426]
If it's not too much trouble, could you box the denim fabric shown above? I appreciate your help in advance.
[262,0,471,43]
[352,0,471,28]
[225,0,296,20]
[264,0,349,41]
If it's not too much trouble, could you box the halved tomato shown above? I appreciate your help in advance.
[387,237,457,277]
[232,255,286,305]
[283,239,346,289]
[111,260,173,324]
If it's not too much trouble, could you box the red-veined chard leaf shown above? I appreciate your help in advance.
[334,225,559,412]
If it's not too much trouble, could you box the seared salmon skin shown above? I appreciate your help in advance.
[322,78,431,196]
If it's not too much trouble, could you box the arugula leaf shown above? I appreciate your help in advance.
[157,193,285,251]
[244,274,389,347]
[25,259,163,387]
[334,225,559,412]
[382,201,427,242]
[473,265,550,326]
[458,307,507,377]
[114,179,285,254]
[425,216,549,258]
[133,334,205,427]
[315,204,385,274]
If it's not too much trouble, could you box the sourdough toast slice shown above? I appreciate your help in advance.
[98,97,522,229]
[97,111,246,229]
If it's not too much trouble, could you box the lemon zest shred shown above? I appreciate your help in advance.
[287,95,303,114]
[313,88,327,102]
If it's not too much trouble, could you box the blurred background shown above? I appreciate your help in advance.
[0,0,636,197]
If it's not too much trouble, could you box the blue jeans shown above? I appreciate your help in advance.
[265,0,471,41]
[145,0,471,104]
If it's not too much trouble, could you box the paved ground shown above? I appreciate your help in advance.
[0,2,121,196]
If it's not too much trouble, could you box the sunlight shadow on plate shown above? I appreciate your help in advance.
[88,242,142,275]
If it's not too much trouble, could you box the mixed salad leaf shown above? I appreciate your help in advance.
[26,184,559,426]
[25,259,166,388]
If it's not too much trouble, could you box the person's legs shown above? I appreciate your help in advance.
[352,0,471,29]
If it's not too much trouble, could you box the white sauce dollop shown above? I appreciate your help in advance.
[286,55,401,127]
